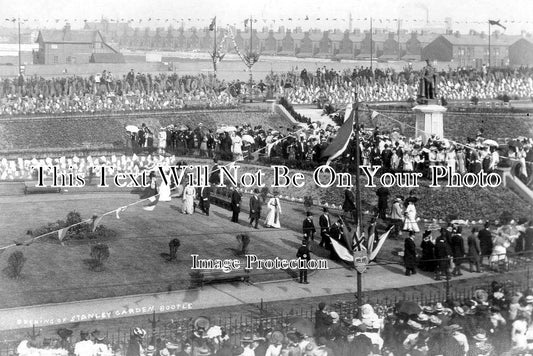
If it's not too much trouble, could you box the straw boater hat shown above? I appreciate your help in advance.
[526,295,533,304]
[132,328,146,338]
[453,306,465,317]
[473,329,488,342]
[270,331,284,344]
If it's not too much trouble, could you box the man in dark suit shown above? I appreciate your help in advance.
[314,302,333,338]
[302,212,316,241]
[342,188,357,224]
[230,187,242,223]
[198,185,211,216]
[209,159,221,185]
[525,221,533,256]
[381,144,393,173]
[404,231,417,276]
[295,137,308,160]
[296,239,311,284]
[376,186,390,220]
[319,207,331,248]
[249,189,262,229]
[478,222,493,265]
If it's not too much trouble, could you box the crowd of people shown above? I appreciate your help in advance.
[13,282,533,356]
[1,65,533,115]
[268,66,533,106]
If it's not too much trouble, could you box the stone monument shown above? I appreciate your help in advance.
[413,59,446,143]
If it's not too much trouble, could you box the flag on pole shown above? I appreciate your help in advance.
[209,17,216,31]
[143,195,159,211]
[352,225,367,252]
[488,20,506,30]
[244,19,249,28]
[92,215,104,232]
[321,109,354,165]
[330,238,354,262]
[58,227,68,241]
[369,227,393,260]
[371,110,379,120]
[115,206,127,219]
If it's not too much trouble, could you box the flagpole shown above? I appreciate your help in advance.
[214,18,217,79]
[488,21,491,68]
[369,18,373,78]
[353,85,363,317]
[249,15,253,103]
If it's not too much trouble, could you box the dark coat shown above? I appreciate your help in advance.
[434,239,451,271]
[404,237,417,269]
[314,310,333,337]
[303,218,316,237]
[296,245,311,262]
[478,228,493,255]
[524,227,533,251]
[199,186,211,208]
[231,190,241,212]
[249,195,262,219]
[342,189,356,212]
[319,213,331,231]
[467,234,481,262]
[420,238,436,272]
[450,233,465,260]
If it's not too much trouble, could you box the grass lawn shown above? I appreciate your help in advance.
[0,192,310,309]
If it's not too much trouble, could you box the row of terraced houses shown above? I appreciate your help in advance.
[30,21,533,66]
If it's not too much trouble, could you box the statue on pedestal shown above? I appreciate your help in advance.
[418,59,438,103]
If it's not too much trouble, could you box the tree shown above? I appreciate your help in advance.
[90,244,110,271]
[6,251,26,279]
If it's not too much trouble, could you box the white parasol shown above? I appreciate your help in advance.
[125,125,139,132]
[482,139,499,147]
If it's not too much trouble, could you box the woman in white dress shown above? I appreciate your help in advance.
[182,181,196,214]
[446,146,457,173]
[403,201,419,233]
[264,193,282,228]
[231,133,243,161]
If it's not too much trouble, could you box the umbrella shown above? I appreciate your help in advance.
[242,135,255,144]
[125,125,139,132]
[508,140,523,149]
[287,316,314,337]
[396,300,422,316]
[220,126,237,132]
[482,139,499,147]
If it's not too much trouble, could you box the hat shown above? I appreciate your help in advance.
[196,345,211,356]
[330,311,339,320]
[91,330,106,342]
[444,324,463,332]
[306,212,312,217]
[232,346,244,356]
[428,315,442,325]
[416,313,429,322]
[526,295,533,303]
[270,331,284,344]
[434,303,444,312]
[165,342,180,350]
[304,342,316,353]
[473,330,488,341]
[133,328,146,338]
[146,345,156,354]
[160,349,170,356]
[406,320,423,331]
[453,307,465,316]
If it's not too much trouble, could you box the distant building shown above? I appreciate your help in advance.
[34,24,120,64]
[509,37,533,66]
[422,33,521,67]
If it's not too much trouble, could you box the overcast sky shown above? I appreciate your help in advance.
[2,0,533,34]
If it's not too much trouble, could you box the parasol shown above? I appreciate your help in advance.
[125,125,139,132]
[220,126,237,132]
[396,300,422,316]
[241,135,255,144]
[507,140,523,149]
[482,139,499,147]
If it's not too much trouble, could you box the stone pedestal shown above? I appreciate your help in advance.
[412,104,447,143]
